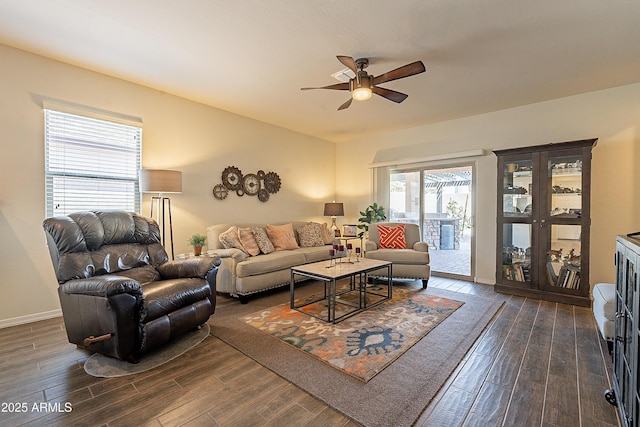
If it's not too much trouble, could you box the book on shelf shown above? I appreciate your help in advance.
[503,262,530,282]
[547,261,580,289]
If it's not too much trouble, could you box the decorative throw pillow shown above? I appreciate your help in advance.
[377,224,407,249]
[251,226,275,254]
[320,222,335,244]
[266,223,300,251]
[298,222,325,247]
[219,226,247,253]
[238,227,260,256]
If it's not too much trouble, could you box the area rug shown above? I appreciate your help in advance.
[241,286,463,382]
[209,282,504,427]
[84,324,210,378]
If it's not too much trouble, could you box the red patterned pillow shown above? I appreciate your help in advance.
[377,224,407,249]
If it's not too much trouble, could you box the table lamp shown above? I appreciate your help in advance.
[324,202,344,236]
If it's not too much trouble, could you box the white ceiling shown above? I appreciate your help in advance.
[1,1,639,143]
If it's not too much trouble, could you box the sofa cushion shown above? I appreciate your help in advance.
[366,248,429,264]
[267,223,300,251]
[377,224,407,249]
[298,245,333,263]
[238,227,260,256]
[251,226,275,254]
[219,226,246,253]
[298,222,325,247]
[320,223,334,244]
[236,251,306,277]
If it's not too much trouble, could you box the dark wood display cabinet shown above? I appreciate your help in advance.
[493,138,597,307]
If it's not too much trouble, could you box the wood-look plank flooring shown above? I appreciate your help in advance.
[0,277,620,426]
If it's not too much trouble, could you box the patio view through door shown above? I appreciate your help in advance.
[389,165,474,279]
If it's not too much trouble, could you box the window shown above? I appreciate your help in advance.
[44,109,142,217]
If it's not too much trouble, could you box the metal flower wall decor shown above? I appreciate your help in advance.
[212,166,281,202]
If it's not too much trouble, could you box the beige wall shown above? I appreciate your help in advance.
[0,44,335,326]
[336,83,640,286]
[2,41,639,326]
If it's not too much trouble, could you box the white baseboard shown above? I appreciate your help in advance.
[0,309,63,329]
[475,277,496,285]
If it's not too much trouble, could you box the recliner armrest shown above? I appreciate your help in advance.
[60,276,142,297]
[157,256,221,279]
[413,242,429,252]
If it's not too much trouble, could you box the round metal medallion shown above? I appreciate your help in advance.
[242,173,261,196]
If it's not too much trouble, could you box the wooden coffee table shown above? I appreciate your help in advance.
[290,258,392,323]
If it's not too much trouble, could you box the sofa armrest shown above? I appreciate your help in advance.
[365,240,378,252]
[157,257,221,279]
[207,248,247,263]
[60,276,142,297]
[413,242,429,253]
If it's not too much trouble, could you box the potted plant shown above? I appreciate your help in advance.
[357,203,387,238]
[188,233,206,256]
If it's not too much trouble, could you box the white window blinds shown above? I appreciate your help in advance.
[44,109,142,217]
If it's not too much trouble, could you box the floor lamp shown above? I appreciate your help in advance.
[140,169,182,259]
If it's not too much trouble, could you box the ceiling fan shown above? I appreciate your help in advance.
[301,55,426,110]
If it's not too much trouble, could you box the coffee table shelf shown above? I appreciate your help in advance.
[290,258,392,323]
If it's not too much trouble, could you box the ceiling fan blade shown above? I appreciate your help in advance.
[300,82,349,91]
[336,55,357,74]
[338,97,353,110]
[373,61,426,85]
[372,86,409,103]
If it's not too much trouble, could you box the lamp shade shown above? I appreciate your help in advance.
[139,169,182,193]
[323,202,344,217]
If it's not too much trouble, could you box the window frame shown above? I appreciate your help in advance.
[44,106,143,217]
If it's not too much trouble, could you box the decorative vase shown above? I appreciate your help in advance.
[194,246,203,256]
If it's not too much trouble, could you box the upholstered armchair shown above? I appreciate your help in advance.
[43,210,220,362]
[365,222,430,289]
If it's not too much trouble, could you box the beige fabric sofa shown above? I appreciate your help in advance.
[365,222,431,288]
[206,222,335,303]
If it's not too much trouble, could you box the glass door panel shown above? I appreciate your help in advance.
[424,166,472,278]
[545,224,581,288]
[548,154,583,218]
[502,159,533,217]
[502,223,531,282]
[389,171,420,223]
[389,165,473,279]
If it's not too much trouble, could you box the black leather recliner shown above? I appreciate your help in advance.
[43,210,220,362]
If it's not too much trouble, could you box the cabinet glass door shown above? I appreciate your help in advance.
[545,224,581,288]
[499,153,535,285]
[548,153,583,218]
[540,151,585,293]
[502,159,533,217]
[502,223,532,282]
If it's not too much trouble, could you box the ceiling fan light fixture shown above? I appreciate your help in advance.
[352,86,372,101]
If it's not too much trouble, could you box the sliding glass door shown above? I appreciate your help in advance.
[389,164,474,279]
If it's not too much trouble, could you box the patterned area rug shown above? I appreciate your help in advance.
[241,286,463,382]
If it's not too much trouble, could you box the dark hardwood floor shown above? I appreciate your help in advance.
[0,277,620,426]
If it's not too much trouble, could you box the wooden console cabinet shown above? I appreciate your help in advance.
[493,138,596,306]
[606,235,640,426]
